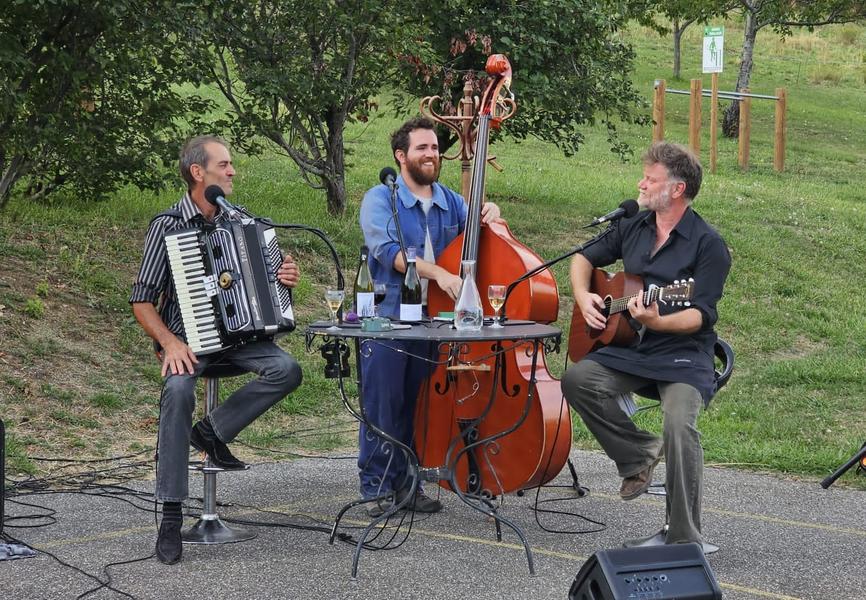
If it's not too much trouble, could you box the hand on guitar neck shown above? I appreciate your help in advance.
[567,269,694,363]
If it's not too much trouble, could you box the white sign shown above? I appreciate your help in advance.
[703,26,724,74]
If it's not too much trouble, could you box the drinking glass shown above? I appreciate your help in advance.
[324,289,344,330]
[372,282,387,317]
[487,284,506,328]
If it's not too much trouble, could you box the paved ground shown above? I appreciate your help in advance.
[1,449,864,599]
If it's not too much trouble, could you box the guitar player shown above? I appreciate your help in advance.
[561,141,731,547]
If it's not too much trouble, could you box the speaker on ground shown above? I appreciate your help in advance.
[569,542,721,600]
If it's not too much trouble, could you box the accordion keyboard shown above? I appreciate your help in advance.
[164,230,226,354]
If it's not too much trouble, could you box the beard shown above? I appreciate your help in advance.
[405,155,440,186]
[638,186,672,212]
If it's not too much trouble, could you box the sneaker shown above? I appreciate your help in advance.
[190,419,247,470]
[155,519,182,565]
[620,456,661,501]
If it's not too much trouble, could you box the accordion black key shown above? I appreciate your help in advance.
[165,219,295,355]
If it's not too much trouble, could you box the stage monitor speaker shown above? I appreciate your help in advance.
[569,543,722,600]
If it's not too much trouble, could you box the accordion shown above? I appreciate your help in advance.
[164,219,295,355]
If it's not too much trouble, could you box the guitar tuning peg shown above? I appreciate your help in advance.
[688,277,695,282]
[684,301,691,307]
[673,279,680,284]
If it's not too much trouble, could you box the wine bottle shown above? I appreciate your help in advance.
[400,246,422,322]
[354,245,374,318]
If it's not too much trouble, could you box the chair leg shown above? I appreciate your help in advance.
[182,378,256,545]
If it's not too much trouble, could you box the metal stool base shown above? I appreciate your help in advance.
[182,516,256,545]
[623,527,719,555]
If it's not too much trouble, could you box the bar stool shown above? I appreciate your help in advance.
[619,339,734,555]
[182,371,256,545]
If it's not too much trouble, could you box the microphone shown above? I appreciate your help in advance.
[204,185,242,220]
[584,199,639,228]
[379,167,397,190]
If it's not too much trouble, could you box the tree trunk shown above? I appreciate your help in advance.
[673,20,684,80]
[0,155,28,209]
[324,109,347,216]
[723,8,759,138]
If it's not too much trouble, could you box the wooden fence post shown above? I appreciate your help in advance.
[688,78,702,155]
[738,89,751,171]
[710,73,719,174]
[653,80,666,142]
[774,87,787,173]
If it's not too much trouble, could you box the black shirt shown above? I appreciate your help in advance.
[580,207,731,402]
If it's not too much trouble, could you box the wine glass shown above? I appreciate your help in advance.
[324,289,344,330]
[487,284,506,328]
[372,282,387,318]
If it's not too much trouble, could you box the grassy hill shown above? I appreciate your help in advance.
[1,20,864,487]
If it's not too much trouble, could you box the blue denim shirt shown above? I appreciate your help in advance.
[359,175,467,318]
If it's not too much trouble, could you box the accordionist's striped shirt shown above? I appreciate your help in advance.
[129,193,210,341]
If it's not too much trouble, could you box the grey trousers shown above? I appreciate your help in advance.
[561,359,704,544]
[155,340,302,502]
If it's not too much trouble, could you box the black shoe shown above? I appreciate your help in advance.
[155,519,182,565]
[190,419,247,470]
[396,488,443,514]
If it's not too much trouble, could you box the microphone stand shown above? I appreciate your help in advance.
[499,224,616,324]
[387,182,409,269]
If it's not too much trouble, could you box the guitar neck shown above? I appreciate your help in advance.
[608,287,663,315]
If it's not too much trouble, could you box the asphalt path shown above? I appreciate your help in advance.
[1,449,863,599]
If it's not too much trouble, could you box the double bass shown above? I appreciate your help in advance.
[414,55,570,498]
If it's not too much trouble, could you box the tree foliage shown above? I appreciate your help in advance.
[392,0,661,159]
[0,0,210,208]
[183,0,423,216]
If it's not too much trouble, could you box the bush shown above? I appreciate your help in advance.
[24,297,45,318]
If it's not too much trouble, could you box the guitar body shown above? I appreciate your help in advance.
[568,270,644,363]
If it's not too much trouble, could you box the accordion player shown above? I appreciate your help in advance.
[164,216,296,355]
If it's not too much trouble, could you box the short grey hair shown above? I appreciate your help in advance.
[179,135,228,187]
[642,141,702,202]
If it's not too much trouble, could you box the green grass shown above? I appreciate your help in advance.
[1,20,865,487]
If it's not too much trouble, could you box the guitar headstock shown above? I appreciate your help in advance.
[660,278,694,307]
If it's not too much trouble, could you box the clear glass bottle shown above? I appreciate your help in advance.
[354,245,374,318]
[454,259,483,331]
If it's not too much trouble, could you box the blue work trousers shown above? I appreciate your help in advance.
[358,339,435,498]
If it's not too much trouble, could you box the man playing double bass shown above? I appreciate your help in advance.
[561,141,731,546]
[358,116,501,516]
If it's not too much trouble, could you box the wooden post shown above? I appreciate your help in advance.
[738,89,751,171]
[774,87,787,172]
[652,80,666,142]
[710,73,719,174]
[459,81,475,200]
[688,78,702,155]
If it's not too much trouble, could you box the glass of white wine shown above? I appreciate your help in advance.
[487,284,506,328]
[325,289,344,331]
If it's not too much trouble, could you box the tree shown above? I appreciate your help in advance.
[392,0,661,159]
[184,0,424,216]
[661,1,734,80]
[0,0,210,209]
[722,0,866,136]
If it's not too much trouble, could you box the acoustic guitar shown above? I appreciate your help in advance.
[567,269,694,362]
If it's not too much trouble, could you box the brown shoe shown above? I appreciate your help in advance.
[620,457,661,501]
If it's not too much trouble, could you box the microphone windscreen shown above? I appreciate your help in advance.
[620,199,639,218]
[204,185,225,206]
[379,167,397,185]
